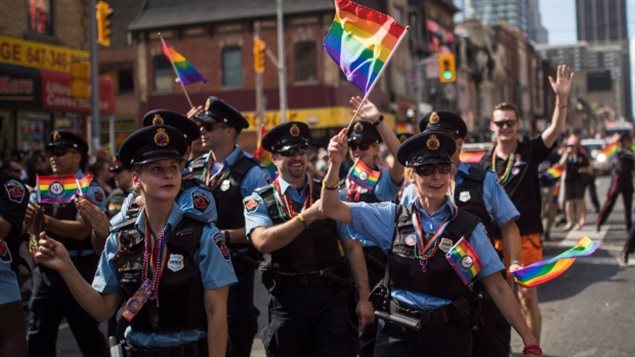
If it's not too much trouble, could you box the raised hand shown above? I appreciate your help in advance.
[76,197,110,241]
[327,128,349,166]
[548,64,574,99]
[350,96,381,123]
[34,233,72,272]
[302,199,326,223]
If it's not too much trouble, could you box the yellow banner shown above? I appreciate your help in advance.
[243,106,395,131]
[0,35,89,72]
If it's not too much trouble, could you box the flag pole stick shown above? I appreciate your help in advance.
[346,26,410,131]
[159,33,194,108]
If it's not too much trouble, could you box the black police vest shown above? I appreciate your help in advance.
[454,166,497,239]
[42,201,92,252]
[389,205,480,300]
[258,181,341,273]
[114,217,206,333]
[188,154,208,180]
[212,153,258,231]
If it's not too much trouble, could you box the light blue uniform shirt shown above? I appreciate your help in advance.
[400,163,520,227]
[244,176,349,240]
[92,204,237,348]
[0,262,20,304]
[348,198,504,310]
[342,167,400,247]
[210,146,271,198]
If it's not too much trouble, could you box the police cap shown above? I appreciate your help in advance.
[262,122,311,153]
[419,111,467,139]
[396,130,455,167]
[396,132,413,143]
[194,96,249,131]
[347,120,382,144]
[108,157,126,173]
[47,131,89,155]
[119,125,187,169]
[143,109,200,146]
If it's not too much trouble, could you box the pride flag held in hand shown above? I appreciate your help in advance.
[512,237,600,288]
[348,159,380,191]
[76,174,93,195]
[445,237,481,285]
[37,174,78,203]
[323,0,408,94]
[543,165,564,179]
[160,37,208,85]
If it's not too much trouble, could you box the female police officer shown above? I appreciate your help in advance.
[33,125,237,357]
[320,128,542,357]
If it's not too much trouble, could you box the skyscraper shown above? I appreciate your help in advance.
[467,0,548,43]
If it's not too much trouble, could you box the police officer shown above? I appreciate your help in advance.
[34,125,237,356]
[0,121,29,357]
[24,131,108,356]
[344,97,404,356]
[414,111,522,357]
[244,122,373,357]
[106,158,132,219]
[192,96,270,357]
[322,129,542,357]
[597,133,634,232]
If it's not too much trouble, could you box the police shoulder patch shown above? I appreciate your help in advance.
[244,197,261,213]
[213,231,231,261]
[4,179,25,204]
[191,189,211,213]
[0,240,12,264]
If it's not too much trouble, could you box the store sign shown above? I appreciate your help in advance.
[41,69,115,114]
[0,35,88,72]
[242,107,395,131]
[0,63,40,106]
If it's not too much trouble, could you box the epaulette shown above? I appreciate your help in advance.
[465,165,487,181]
[254,184,274,195]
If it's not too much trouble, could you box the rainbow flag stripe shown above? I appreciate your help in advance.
[37,174,78,203]
[76,174,93,195]
[323,0,407,93]
[544,165,564,179]
[254,126,277,178]
[445,237,481,285]
[349,159,381,190]
[601,141,619,161]
[513,237,600,288]
[161,39,208,85]
[459,151,487,164]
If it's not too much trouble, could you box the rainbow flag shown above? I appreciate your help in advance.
[253,126,276,178]
[459,151,487,164]
[37,174,78,203]
[349,159,380,190]
[323,0,408,94]
[512,237,600,288]
[445,237,481,285]
[601,141,619,161]
[543,165,564,179]
[76,174,93,195]
[160,37,208,85]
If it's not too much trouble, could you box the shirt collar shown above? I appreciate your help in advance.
[412,195,456,218]
[276,175,310,195]
[134,203,184,239]
[224,146,242,166]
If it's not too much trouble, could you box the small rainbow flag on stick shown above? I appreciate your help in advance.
[37,174,78,203]
[323,0,408,94]
[543,165,564,179]
[512,237,600,288]
[601,141,619,162]
[160,37,208,86]
[76,174,93,196]
[349,159,381,190]
[445,237,481,285]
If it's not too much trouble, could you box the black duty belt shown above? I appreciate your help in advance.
[273,269,348,288]
[124,339,207,357]
[389,301,457,326]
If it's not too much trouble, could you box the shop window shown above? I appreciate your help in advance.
[222,46,243,87]
[28,0,54,36]
[118,68,134,94]
[153,55,173,92]
[294,41,317,82]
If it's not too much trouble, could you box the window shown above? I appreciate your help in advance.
[294,41,317,82]
[153,55,173,92]
[118,68,134,94]
[222,47,243,87]
[28,0,53,35]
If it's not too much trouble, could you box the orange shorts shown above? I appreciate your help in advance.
[494,233,544,267]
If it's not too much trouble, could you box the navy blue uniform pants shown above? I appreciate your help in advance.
[27,257,108,357]
[597,175,633,231]
[227,267,259,357]
[358,247,386,357]
[263,284,356,357]
[471,294,511,357]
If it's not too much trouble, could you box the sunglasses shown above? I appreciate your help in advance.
[492,120,517,128]
[414,163,452,176]
[48,147,78,157]
[200,123,226,132]
[349,142,370,151]
[279,147,308,157]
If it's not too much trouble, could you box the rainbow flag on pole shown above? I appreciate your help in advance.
[323,0,408,94]
[543,165,564,180]
[76,174,93,196]
[160,37,208,85]
[600,141,619,161]
[349,159,381,190]
[445,237,481,285]
[37,174,78,203]
[512,237,600,288]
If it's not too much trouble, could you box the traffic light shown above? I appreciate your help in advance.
[438,53,456,83]
[96,1,113,47]
[253,39,266,74]
[70,60,90,100]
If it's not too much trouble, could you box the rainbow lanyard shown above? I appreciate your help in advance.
[272,178,313,220]
[411,205,455,271]
[491,150,516,185]
[142,216,169,301]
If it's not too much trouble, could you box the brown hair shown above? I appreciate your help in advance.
[493,102,520,120]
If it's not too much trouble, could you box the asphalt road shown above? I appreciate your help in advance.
[52,175,635,356]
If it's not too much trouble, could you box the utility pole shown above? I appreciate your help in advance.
[89,0,100,151]
[276,0,287,122]
[254,21,265,130]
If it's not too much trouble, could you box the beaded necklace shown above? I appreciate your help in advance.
[411,203,456,272]
[272,178,313,220]
[491,150,515,185]
[142,216,169,302]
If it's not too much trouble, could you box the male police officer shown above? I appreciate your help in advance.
[24,131,108,356]
[191,96,270,357]
[106,158,131,219]
[245,122,373,357]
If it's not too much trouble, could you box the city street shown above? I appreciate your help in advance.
[55,175,635,356]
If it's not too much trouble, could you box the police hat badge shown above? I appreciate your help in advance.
[205,97,212,111]
[152,114,164,126]
[290,124,300,137]
[153,128,170,147]
[52,131,61,142]
[353,122,364,133]
[426,134,440,150]
[429,112,440,124]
